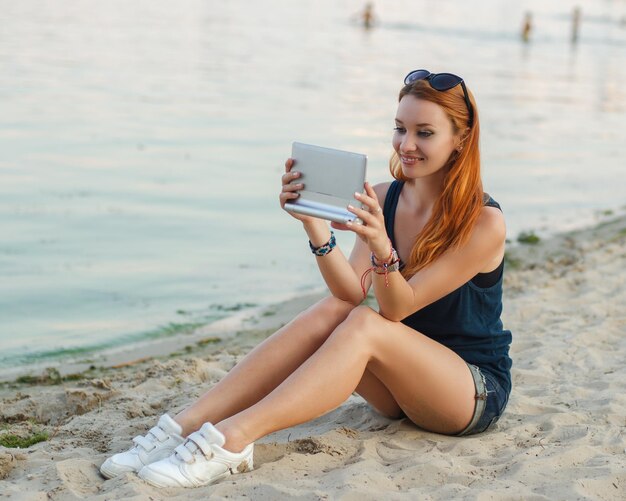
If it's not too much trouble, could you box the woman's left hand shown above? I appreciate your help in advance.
[331,182,390,259]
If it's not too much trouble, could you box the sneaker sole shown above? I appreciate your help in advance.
[100,462,136,479]
[139,468,231,489]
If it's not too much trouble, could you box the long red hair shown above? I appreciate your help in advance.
[390,79,483,278]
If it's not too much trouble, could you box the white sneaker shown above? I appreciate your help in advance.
[138,422,254,488]
[100,414,185,479]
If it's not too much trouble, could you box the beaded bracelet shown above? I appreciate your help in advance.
[372,248,400,288]
[309,231,336,256]
[371,248,401,273]
[360,247,401,298]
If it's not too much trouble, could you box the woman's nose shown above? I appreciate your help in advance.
[400,135,417,152]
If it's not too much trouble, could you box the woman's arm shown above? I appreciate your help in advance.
[345,184,506,321]
[279,158,373,305]
[302,221,369,305]
[315,182,392,304]
[373,206,506,321]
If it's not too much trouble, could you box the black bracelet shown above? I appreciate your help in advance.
[309,231,336,256]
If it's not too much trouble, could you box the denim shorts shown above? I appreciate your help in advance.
[457,363,509,436]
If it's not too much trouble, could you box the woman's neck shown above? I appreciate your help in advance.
[401,172,446,215]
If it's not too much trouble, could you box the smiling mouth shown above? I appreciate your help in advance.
[400,156,425,164]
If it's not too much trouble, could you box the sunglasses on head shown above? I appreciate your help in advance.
[403,69,474,128]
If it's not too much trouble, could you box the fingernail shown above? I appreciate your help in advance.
[354,192,361,198]
[347,204,354,210]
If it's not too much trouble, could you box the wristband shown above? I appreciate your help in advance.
[360,248,400,297]
[309,231,336,256]
[370,248,400,272]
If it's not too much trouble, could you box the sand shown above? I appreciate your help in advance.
[1,215,625,500]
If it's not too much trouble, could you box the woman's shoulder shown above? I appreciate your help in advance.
[476,202,506,244]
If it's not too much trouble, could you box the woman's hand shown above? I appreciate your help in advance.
[279,158,316,224]
[332,182,391,260]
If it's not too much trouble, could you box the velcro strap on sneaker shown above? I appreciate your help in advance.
[149,425,168,442]
[133,435,156,451]
[174,442,195,463]
[186,431,214,457]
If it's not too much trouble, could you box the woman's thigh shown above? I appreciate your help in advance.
[344,306,476,435]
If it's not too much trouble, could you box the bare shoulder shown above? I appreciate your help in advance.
[474,205,507,245]
[372,182,392,203]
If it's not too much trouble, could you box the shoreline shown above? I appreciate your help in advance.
[0,290,327,384]
[1,215,625,499]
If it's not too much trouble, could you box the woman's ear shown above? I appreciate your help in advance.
[456,127,470,152]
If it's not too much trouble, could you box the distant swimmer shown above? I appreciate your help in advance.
[360,2,376,29]
[571,6,581,43]
[521,12,532,42]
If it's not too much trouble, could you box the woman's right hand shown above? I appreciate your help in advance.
[280,158,316,223]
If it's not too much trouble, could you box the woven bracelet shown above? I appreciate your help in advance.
[309,231,336,256]
[370,248,400,272]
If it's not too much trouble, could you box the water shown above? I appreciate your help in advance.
[1,0,625,374]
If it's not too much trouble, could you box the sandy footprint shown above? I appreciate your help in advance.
[255,428,361,469]
[55,458,102,497]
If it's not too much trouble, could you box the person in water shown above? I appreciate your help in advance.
[521,11,533,42]
[100,69,512,488]
[360,2,376,29]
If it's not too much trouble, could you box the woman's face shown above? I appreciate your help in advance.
[392,95,462,180]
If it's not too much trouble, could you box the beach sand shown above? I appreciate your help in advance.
[1,215,625,500]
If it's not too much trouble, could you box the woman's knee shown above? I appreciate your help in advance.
[287,296,355,343]
[304,296,356,326]
[345,305,381,330]
[332,305,383,346]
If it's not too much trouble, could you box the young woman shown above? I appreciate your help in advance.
[100,69,512,488]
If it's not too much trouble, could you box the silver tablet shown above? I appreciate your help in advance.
[284,142,368,224]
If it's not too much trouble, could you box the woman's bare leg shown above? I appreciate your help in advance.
[354,369,404,418]
[215,306,477,452]
[174,296,355,436]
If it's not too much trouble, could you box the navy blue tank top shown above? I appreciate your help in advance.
[383,181,512,394]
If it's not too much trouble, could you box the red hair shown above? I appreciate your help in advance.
[390,79,483,278]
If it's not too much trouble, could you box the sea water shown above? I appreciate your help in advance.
[1,0,625,375]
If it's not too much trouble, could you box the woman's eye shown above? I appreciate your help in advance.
[393,126,406,133]
[418,131,433,138]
